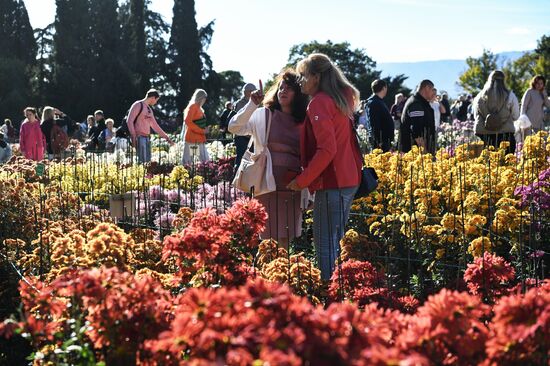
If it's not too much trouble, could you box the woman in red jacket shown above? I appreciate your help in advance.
[287,53,363,280]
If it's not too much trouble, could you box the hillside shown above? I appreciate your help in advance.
[378,51,527,97]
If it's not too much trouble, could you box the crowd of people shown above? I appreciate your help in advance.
[1,52,549,280]
[359,73,549,156]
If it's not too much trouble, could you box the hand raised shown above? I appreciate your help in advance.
[250,90,264,106]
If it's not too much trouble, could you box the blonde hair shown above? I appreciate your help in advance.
[296,53,360,116]
[41,106,55,121]
[190,89,207,104]
[184,89,207,113]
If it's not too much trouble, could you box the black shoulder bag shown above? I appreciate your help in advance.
[349,119,378,198]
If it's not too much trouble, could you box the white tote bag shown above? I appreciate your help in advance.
[232,110,273,195]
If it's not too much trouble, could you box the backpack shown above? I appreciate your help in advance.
[483,93,509,131]
[116,102,144,138]
[51,122,69,154]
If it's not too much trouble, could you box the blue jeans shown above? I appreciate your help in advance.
[137,136,151,163]
[313,186,358,280]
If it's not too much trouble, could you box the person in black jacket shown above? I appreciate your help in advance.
[440,92,451,123]
[40,106,71,158]
[399,80,437,154]
[364,79,395,152]
[233,83,256,172]
[218,101,234,141]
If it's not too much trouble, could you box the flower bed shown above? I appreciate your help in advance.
[0,133,548,364]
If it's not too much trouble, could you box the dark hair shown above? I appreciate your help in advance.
[263,69,308,122]
[418,79,434,91]
[24,107,37,117]
[146,89,161,99]
[531,75,546,89]
[371,79,387,94]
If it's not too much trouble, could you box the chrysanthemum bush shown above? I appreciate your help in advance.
[163,197,267,287]
[0,195,548,365]
[351,132,549,293]
[2,267,547,365]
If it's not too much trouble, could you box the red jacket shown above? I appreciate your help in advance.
[295,91,362,192]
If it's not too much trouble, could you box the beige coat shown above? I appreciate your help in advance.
[473,91,519,134]
[521,88,550,131]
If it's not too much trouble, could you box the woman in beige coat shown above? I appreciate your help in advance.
[520,75,550,133]
[473,70,519,154]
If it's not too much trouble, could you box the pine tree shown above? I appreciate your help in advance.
[169,0,203,111]
[0,0,37,122]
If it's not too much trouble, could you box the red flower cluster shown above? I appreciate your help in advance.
[463,252,516,302]
[144,277,420,366]
[162,198,267,287]
[220,197,268,249]
[484,281,550,365]
[398,289,490,365]
[17,267,172,364]
[328,260,419,313]
[6,267,549,365]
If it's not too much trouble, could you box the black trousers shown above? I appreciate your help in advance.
[234,135,251,171]
[477,133,516,154]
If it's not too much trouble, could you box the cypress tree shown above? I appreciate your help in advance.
[32,24,55,106]
[0,0,37,122]
[127,0,149,92]
[169,0,203,111]
[89,0,133,120]
[120,0,170,113]
[51,0,94,119]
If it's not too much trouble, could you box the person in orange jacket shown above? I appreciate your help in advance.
[182,89,209,165]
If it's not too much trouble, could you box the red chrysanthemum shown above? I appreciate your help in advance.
[484,282,550,365]
[328,260,408,311]
[220,197,267,248]
[398,289,490,365]
[463,252,515,302]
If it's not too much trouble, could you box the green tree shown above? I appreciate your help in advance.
[88,0,134,121]
[0,0,36,122]
[51,0,95,119]
[502,34,550,98]
[286,40,410,107]
[32,24,55,106]
[119,0,149,94]
[119,0,171,103]
[458,49,498,94]
[217,70,245,105]
[533,34,550,83]
[503,52,537,98]
[168,0,203,112]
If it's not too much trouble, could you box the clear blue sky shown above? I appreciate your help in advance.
[24,0,550,83]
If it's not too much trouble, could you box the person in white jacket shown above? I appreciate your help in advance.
[228,69,309,249]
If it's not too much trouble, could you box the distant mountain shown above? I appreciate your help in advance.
[378,51,528,98]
